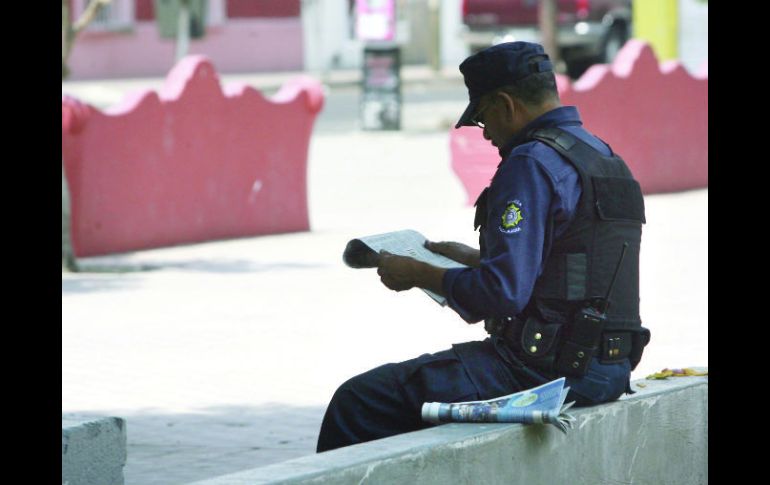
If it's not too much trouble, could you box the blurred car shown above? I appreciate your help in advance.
[460,0,632,78]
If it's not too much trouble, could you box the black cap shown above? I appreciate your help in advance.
[455,42,553,129]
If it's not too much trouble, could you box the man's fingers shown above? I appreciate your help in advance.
[426,241,448,254]
[380,274,397,290]
[380,276,406,292]
[377,250,391,265]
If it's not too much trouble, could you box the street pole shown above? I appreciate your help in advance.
[538,0,563,73]
[428,0,441,72]
[176,0,191,61]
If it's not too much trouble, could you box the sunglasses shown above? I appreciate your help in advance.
[470,102,493,129]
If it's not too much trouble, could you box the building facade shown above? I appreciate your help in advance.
[66,0,304,79]
[65,0,471,80]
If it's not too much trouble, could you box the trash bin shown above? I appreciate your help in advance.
[361,43,401,131]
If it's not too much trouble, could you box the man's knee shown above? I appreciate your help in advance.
[325,364,400,414]
[317,364,410,452]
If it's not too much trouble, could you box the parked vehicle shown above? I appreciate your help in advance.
[460,0,632,78]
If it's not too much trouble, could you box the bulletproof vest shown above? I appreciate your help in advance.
[525,127,645,331]
[476,126,649,372]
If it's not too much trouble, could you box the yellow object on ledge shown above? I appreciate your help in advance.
[646,368,708,380]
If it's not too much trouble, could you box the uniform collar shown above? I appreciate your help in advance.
[498,106,582,160]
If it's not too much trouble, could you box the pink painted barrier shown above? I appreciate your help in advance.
[62,56,324,257]
[450,40,708,205]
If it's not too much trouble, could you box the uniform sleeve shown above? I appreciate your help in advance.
[442,154,559,323]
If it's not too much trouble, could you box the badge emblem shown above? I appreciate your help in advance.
[500,200,524,234]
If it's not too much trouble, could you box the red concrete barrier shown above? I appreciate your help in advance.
[450,40,708,205]
[62,56,324,257]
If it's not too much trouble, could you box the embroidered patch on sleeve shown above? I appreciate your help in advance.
[500,200,524,234]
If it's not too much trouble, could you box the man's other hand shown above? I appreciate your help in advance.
[377,251,419,291]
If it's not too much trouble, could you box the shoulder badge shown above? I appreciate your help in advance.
[500,200,524,234]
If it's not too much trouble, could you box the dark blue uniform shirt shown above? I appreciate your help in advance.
[443,106,613,323]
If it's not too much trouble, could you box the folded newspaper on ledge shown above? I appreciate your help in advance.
[342,229,468,306]
[422,377,577,434]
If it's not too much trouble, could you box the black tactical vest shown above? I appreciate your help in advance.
[527,127,645,326]
[476,126,649,371]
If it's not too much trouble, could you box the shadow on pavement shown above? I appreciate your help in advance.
[71,259,328,275]
[62,276,142,294]
[158,260,329,273]
[63,404,327,485]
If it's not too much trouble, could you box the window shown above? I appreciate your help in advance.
[75,0,135,32]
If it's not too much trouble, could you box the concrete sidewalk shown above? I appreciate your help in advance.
[62,127,707,485]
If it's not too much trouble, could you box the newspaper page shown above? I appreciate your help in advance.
[421,377,577,434]
[342,229,468,306]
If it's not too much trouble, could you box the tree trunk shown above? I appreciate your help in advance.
[62,2,77,271]
[62,0,111,272]
[62,0,71,79]
[62,160,78,272]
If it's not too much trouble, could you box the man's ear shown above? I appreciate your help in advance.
[496,91,517,121]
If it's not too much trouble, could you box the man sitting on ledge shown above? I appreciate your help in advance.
[317,41,651,452]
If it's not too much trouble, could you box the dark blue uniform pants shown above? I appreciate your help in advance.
[316,337,630,452]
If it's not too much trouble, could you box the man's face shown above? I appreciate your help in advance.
[472,93,512,148]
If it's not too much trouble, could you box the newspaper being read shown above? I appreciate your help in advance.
[342,229,468,306]
[421,377,577,434]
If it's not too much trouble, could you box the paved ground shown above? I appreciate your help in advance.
[62,74,707,485]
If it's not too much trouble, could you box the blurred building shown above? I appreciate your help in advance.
[65,0,706,81]
[65,0,469,80]
[66,0,305,79]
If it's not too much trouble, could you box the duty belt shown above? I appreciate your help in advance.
[484,316,517,337]
[485,316,634,366]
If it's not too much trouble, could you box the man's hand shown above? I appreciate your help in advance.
[424,241,480,268]
[377,251,419,291]
[377,251,448,296]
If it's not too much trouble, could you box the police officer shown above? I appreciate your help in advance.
[316,41,649,453]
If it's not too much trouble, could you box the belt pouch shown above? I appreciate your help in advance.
[556,307,605,377]
[628,327,651,370]
[520,316,561,372]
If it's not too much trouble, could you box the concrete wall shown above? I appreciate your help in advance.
[188,376,707,485]
[62,416,127,485]
[62,56,323,257]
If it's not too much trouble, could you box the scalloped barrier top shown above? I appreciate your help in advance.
[62,56,325,257]
[450,40,708,205]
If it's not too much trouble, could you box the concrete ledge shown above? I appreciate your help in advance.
[62,416,127,485]
[189,376,707,485]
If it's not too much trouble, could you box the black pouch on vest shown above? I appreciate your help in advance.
[556,306,606,377]
[520,316,562,371]
[593,177,646,223]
